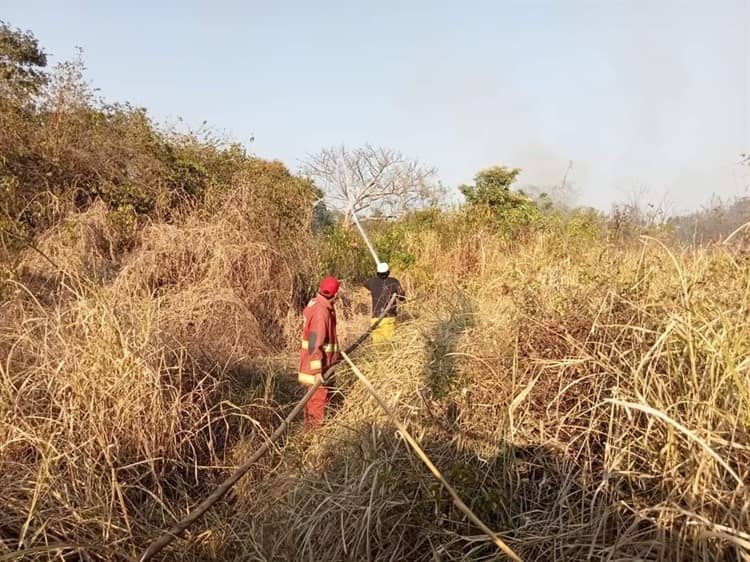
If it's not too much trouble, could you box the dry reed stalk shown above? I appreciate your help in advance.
[340,351,522,562]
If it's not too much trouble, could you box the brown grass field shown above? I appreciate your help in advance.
[2,202,749,560]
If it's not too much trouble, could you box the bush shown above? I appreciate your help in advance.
[459,166,542,235]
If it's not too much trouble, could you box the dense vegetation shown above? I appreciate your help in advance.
[1,21,749,561]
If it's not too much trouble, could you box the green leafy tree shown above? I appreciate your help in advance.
[0,21,48,98]
[460,166,521,208]
[460,166,541,231]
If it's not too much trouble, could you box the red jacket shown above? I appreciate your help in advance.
[298,295,339,385]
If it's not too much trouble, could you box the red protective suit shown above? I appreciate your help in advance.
[298,293,339,427]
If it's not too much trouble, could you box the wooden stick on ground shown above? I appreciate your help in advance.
[139,295,397,561]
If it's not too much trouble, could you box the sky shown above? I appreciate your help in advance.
[4,0,750,212]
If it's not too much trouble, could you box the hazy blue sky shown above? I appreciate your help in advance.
[4,0,750,211]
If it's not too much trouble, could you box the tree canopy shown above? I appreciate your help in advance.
[0,21,48,97]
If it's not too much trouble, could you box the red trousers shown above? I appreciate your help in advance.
[304,386,329,428]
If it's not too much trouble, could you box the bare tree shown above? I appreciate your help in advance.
[302,144,438,225]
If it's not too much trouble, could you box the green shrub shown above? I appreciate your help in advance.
[318,223,371,282]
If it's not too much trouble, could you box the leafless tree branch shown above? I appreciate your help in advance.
[302,144,438,224]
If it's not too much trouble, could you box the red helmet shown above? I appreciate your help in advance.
[318,276,340,298]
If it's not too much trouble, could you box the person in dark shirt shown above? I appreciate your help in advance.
[364,262,405,343]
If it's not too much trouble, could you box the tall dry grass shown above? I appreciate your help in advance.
[2,26,341,559]
[2,175,749,561]
[229,227,750,561]
[0,161,319,559]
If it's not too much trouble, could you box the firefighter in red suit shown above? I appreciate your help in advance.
[298,276,340,428]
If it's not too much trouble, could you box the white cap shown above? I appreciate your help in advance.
[377,262,389,274]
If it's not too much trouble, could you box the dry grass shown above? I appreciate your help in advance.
[117,219,292,365]
[2,208,749,561]
[0,178,314,560]
[0,286,218,560]
[231,230,750,561]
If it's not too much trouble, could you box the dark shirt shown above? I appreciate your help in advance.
[364,275,405,318]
